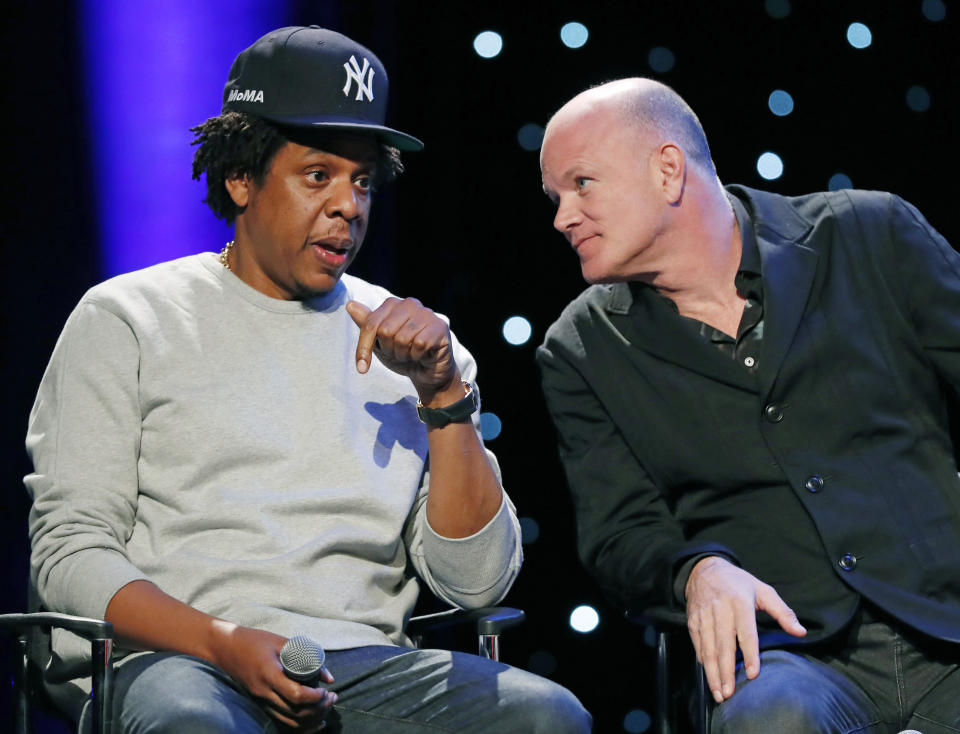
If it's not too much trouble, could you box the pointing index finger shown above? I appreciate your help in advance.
[346,300,376,373]
[345,300,370,328]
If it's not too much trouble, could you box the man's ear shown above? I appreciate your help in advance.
[657,143,686,205]
[224,171,252,209]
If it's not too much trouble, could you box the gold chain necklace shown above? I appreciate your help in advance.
[218,240,234,270]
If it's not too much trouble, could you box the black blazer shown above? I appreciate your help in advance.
[538,185,960,646]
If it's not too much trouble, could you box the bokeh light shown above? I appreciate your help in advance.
[569,605,600,633]
[847,22,872,49]
[502,315,533,345]
[922,0,947,22]
[623,709,652,733]
[757,152,784,180]
[828,173,853,191]
[648,46,676,73]
[768,89,794,116]
[517,123,545,151]
[764,0,791,19]
[479,412,502,440]
[906,85,931,112]
[560,22,589,49]
[519,516,541,544]
[473,30,503,58]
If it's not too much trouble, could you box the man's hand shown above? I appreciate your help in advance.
[209,623,336,731]
[346,298,459,401]
[346,297,502,537]
[684,556,806,704]
[105,581,336,731]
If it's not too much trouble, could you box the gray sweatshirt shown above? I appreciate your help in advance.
[26,252,522,694]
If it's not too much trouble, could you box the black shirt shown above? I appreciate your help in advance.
[686,203,765,374]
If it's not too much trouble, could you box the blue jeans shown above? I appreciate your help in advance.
[80,645,591,733]
[711,605,960,734]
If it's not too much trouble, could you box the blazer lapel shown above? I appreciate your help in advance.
[757,238,818,397]
[737,188,819,399]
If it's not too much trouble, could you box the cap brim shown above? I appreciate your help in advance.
[258,114,424,151]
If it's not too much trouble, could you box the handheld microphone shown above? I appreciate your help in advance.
[279,635,326,688]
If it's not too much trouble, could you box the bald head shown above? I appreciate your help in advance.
[547,78,716,177]
[540,78,734,285]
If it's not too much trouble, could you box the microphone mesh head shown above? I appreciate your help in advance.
[279,635,326,681]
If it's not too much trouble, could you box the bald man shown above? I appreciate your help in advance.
[537,78,960,734]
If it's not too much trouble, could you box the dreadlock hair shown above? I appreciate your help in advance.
[191,111,404,225]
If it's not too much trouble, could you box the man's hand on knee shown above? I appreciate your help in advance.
[210,623,337,730]
[684,556,806,704]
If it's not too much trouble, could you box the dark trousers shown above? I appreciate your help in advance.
[711,605,960,734]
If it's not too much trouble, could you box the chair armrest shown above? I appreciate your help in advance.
[407,606,525,637]
[626,605,709,734]
[625,605,687,630]
[0,612,113,641]
[1,612,116,734]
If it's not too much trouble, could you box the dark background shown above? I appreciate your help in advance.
[3,1,958,732]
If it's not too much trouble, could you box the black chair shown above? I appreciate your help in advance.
[406,605,525,660]
[1,605,525,734]
[627,606,708,734]
[0,610,114,734]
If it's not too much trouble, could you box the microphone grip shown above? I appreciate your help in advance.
[279,635,327,688]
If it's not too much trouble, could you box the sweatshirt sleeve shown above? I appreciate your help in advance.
[25,299,151,620]
[402,334,523,609]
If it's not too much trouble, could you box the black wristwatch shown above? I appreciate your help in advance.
[416,381,480,428]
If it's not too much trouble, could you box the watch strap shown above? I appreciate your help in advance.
[416,381,480,428]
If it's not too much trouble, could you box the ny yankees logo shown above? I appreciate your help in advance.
[343,55,375,102]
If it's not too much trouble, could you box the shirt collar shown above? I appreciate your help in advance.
[729,192,761,276]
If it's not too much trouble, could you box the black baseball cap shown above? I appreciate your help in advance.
[222,26,423,151]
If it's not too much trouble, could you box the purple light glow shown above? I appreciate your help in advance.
[82,1,290,277]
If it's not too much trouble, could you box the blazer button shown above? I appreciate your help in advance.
[805,475,824,493]
[838,553,857,571]
[764,404,784,423]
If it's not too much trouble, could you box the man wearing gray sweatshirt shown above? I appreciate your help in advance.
[25,26,590,734]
